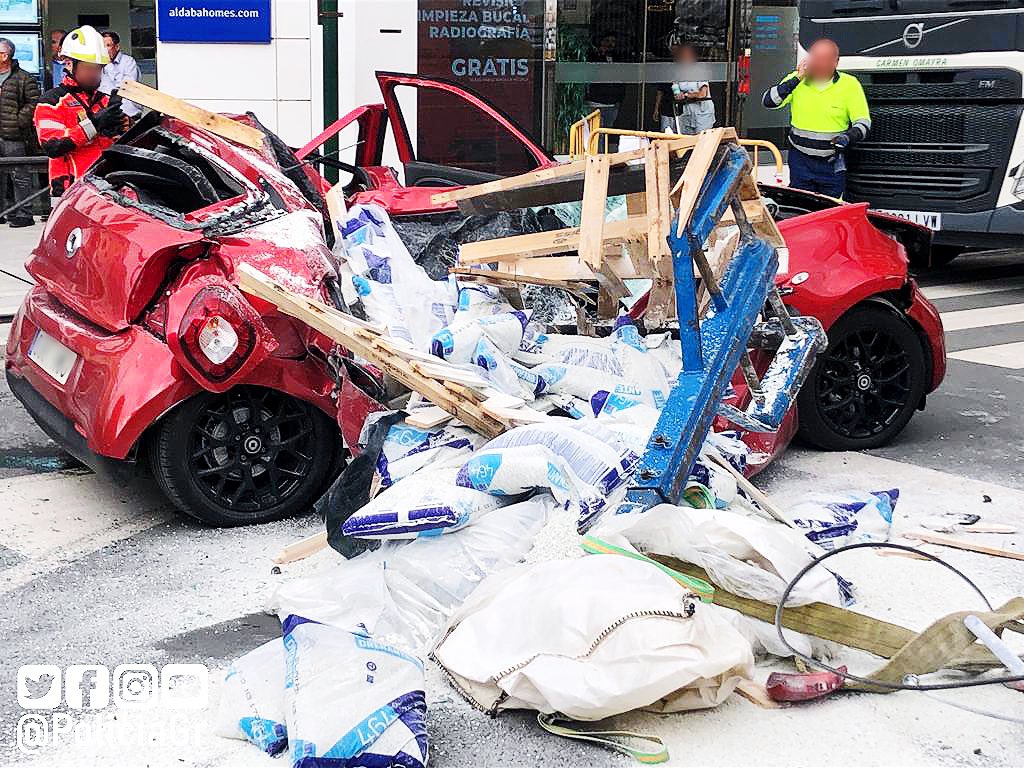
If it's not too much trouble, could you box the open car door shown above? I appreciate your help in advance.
[375,71,555,190]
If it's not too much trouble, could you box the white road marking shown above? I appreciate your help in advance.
[921,276,1024,301]
[938,302,1024,332]
[948,340,1024,369]
[0,469,175,594]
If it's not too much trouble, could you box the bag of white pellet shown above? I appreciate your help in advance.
[342,466,512,539]
[282,616,427,768]
[214,639,288,756]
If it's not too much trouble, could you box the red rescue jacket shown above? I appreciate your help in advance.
[33,74,115,196]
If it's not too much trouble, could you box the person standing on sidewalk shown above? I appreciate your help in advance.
[652,41,715,135]
[99,31,141,118]
[47,30,67,90]
[34,26,125,201]
[762,38,870,198]
[0,37,41,228]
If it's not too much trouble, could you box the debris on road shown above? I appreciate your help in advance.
[214,130,1022,765]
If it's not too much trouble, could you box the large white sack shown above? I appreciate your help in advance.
[590,504,842,606]
[433,555,754,721]
[214,640,288,755]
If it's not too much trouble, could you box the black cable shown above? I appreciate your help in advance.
[773,541,1024,691]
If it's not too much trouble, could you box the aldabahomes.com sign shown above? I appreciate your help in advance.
[157,0,272,43]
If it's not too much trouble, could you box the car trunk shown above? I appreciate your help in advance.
[26,183,205,333]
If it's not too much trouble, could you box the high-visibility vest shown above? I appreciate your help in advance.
[770,71,870,157]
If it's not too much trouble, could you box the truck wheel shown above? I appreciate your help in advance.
[797,305,927,451]
[151,386,338,526]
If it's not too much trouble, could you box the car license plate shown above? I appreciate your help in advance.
[27,330,78,385]
[875,209,942,230]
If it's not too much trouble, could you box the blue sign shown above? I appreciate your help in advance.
[157,0,271,44]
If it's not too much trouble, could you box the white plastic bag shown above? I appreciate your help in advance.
[342,466,511,539]
[433,555,754,720]
[282,616,427,768]
[789,489,898,550]
[376,421,482,488]
[214,640,288,756]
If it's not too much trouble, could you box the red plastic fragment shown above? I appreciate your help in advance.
[766,666,847,702]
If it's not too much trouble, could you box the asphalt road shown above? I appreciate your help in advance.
[0,249,1022,767]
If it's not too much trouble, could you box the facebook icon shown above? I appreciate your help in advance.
[65,666,110,709]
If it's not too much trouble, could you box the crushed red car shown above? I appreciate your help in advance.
[5,72,945,526]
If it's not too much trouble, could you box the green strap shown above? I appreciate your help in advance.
[537,713,670,764]
[580,534,715,603]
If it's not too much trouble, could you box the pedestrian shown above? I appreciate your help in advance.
[0,37,41,228]
[762,38,869,198]
[48,30,66,91]
[583,31,625,129]
[99,31,141,118]
[34,25,126,200]
[652,41,715,135]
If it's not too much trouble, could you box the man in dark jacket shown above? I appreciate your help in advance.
[0,37,41,227]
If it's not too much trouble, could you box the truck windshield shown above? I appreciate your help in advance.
[801,1,1018,18]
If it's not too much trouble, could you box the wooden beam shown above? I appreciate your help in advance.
[449,266,593,302]
[236,264,509,437]
[458,214,649,265]
[674,128,728,237]
[117,80,265,149]
[578,154,611,268]
[430,136,699,206]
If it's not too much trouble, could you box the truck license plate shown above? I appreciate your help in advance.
[875,209,942,230]
[28,329,78,385]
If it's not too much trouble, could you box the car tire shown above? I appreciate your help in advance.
[151,386,338,526]
[797,305,927,451]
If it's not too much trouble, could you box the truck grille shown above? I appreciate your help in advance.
[845,73,1023,212]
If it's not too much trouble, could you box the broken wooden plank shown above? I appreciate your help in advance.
[449,266,593,302]
[236,264,508,437]
[430,136,699,206]
[578,154,611,268]
[674,128,728,237]
[457,214,649,265]
[405,406,453,429]
[904,531,1024,562]
[117,80,265,149]
[274,531,328,564]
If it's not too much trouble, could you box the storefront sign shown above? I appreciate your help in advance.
[0,0,38,25]
[417,0,544,164]
[157,0,271,44]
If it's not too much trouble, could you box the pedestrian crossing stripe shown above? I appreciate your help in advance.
[921,276,1024,301]
[938,302,1024,333]
[948,340,1024,370]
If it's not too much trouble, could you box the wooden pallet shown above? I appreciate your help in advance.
[438,128,783,323]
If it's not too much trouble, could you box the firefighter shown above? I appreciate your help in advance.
[762,38,870,198]
[33,25,126,200]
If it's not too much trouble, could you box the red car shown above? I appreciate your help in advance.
[5,72,945,526]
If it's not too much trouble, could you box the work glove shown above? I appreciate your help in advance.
[831,133,851,150]
[91,96,127,138]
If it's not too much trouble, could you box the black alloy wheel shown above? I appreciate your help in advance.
[797,305,928,451]
[152,386,338,526]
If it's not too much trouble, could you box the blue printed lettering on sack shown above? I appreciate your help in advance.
[431,329,455,358]
[240,717,287,755]
[546,462,569,492]
[352,275,372,296]
[460,453,501,489]
[353,634,424,670]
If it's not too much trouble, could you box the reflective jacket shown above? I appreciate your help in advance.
[33,74,114,196]
[762,70,871,158]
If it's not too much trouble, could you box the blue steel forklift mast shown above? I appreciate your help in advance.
[626,141,826,510]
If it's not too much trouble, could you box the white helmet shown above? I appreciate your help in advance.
[60,25,110,66]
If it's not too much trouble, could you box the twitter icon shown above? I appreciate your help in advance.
[17,666,62,709]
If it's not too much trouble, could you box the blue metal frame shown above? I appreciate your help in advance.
[626,143,781,509]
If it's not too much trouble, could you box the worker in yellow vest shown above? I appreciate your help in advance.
[762,39,870,198]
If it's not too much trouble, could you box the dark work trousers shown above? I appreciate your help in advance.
[0,139,34,223]
[787,147,846,199]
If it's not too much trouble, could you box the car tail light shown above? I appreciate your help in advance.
[178,286,255,381]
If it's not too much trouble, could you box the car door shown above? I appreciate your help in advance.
[375,71,555,189]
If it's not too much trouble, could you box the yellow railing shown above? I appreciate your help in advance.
[568,112,784,183]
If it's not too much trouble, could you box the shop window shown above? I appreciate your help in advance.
[393,84,537,178]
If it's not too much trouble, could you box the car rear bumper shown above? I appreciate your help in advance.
[5,286,201,460]
[905,278,946,393]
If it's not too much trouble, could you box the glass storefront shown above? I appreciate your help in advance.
[415,0,763,158]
